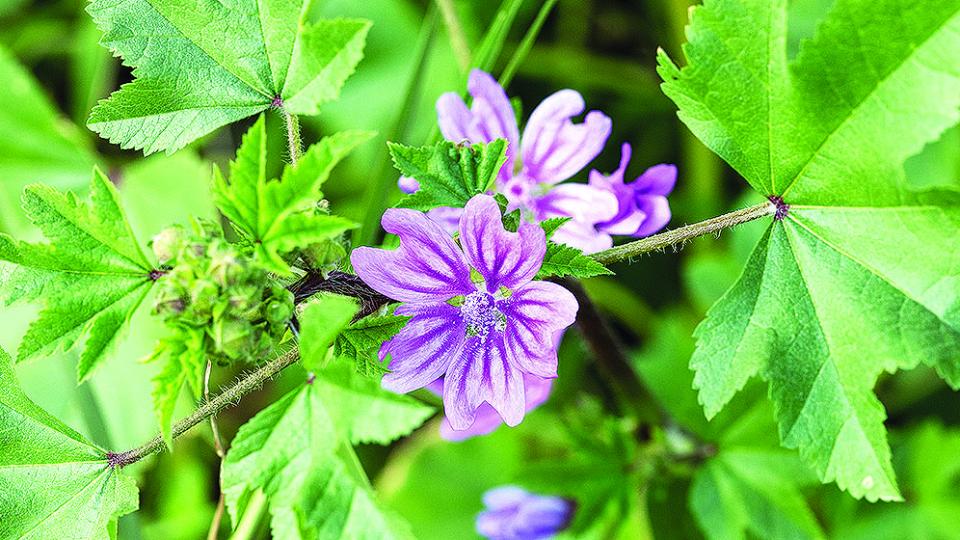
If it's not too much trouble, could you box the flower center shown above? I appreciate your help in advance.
[460,291,506,340]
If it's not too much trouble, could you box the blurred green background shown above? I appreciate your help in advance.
[1,0,959,538]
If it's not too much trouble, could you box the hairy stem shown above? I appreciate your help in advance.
[563,278,659,424]
[592,201,776,265]
[205,360,226,458]
[107,349,300,468]
[204,360,226,540]
[435,0,471,72]
[283,110,302,165]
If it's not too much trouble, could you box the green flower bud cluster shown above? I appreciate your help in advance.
[151,220,294,365]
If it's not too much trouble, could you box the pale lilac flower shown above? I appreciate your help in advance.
[434,69,618,252]
[428,374,553,441]
[351,194,578,429]
[477,486,574,540]
[590,143,677,239]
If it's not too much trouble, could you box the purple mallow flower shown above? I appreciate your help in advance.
[590,143,677,240]
[428,374,553,441]
[435,70,618,252]
[477,486,574,540]
[351,194,578,429]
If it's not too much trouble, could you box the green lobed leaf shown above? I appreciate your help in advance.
[660,0,960,500]
[86,0,370,154]
[221,363,432,539]
[334,314,410,378]
[632,313,823,540]
[299,294,359,372]
[0,169,158,382]
[690,449,824,540]
[0,44,97,234]
[827,423,960,539]
[149,330,207,449]
[213,115,370,274]
[535,241,614,280]
[0,348,139,539]
[391,139,508,210]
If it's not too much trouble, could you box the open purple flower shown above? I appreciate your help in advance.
[428,374,553,441]
[477,486,574,540]
[351,194,578,429]
[590,143,677,239]
[432,69,618,252]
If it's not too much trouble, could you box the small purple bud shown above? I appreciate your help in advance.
[476,486,574,540]
[397,175,420,194]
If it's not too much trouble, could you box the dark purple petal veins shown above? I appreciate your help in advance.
[351,208,473,302]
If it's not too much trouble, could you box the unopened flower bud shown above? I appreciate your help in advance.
[151,227,182,264]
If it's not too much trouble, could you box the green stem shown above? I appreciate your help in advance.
[435,0,471,72]
[282,110,301,165]
[563,278,659,424]
[591,202,776,266]
[107,349,300,468]
[356,8,439,246]
[228,489,268,540]
[499,0,560,88]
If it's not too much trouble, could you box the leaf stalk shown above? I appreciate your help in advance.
[107,348,300,468]
[591,201,776,265]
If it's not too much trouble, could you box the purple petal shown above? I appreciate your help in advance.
[591,143,647,235]
[532,183,618,225]
[632,196,672,237]
[436,70,519,186]
[482,486,530,511]
[467,70,520,157]
[444,334,525,429]
[502,282,578,378]
[397,176,420,194]
[528,183,617,255]
[520,89,611,185]
[591,145,676,237]
[477,486,575,540]
[597,142,632,187]
[440,374,553,441]
[515,497,574,536]
[426,206,463,235]
[459,194,546,292]
[633,163,677,196]
[351,208,473,302]
[381,302,467,393]
[550,220,613,254]
[437,92,478,143]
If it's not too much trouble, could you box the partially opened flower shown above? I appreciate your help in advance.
[431,69,618,252]
[428,374,553,441]
[351,194,578,429]
[476,486,574,540]
[590,143,677,239]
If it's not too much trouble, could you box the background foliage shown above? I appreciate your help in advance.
[1,0,959,538]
